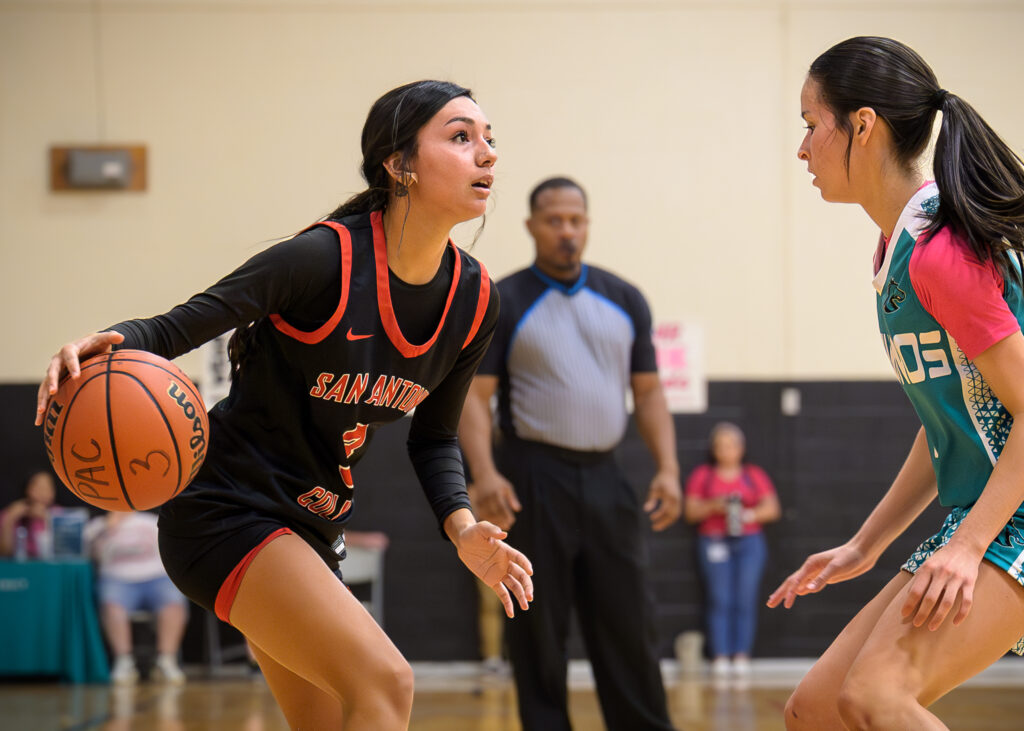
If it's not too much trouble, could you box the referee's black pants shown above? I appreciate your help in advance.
[499,438,674,731]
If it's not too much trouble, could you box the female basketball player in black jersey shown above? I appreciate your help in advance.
[35,80,533,730]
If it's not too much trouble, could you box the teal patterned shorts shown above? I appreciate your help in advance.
[902,505,1024,655]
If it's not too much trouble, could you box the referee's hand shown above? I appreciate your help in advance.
[467,471,521,531]
[645,470,683,531]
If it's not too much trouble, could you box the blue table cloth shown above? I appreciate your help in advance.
[0,559,109,683]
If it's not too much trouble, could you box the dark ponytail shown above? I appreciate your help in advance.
[810,37,1024,275]
[228,80,474,378]
[931,93,1024,273]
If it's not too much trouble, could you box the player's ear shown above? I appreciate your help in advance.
[852,107,877,147]
[383,153,418,186]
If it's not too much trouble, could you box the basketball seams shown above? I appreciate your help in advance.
[104,356,137,511]
[108,352,208,411]
[56,371,110,505]
[49,349,207,511]
[109,370,185,506]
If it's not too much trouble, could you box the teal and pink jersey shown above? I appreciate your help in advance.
[874,182,1024,508]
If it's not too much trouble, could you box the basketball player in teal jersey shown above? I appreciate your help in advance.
[34,81,533,730]
[767,37,1024,729]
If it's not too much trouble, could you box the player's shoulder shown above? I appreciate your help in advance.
[911,226,1001,288]
[453,244,490,281]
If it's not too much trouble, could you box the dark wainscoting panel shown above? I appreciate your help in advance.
[0,380,941,662]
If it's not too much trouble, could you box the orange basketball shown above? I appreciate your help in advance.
[42,350,209,511]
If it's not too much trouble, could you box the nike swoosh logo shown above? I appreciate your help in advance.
[346,328,373,341]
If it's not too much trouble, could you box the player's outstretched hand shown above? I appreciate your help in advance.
[455,520,534,618]
[767,543,875,609]
[35,331,125,426]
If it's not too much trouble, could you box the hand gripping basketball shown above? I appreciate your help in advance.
[39,344,209,512]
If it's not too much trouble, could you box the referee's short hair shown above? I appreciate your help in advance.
[529,177,588,213]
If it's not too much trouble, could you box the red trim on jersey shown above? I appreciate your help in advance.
[370,210,461,358]
[270,221,352,344]
[463,262,490,349]
[214,527,292,622]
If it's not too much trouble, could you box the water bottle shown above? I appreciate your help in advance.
[726,494,744,537]
[14,525,29,561]
[37,522,53,560]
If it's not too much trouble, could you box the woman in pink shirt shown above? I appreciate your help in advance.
[684,422,780,677]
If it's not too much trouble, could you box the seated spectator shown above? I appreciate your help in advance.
[0,470,60,559]
[84,512,189,685]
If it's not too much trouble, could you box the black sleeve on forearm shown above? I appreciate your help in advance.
[106,227,341,360]
[407,285,499,533]
[406,436,473,531]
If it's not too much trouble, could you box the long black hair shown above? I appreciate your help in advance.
[228,80,474,376]
[809,37,1024,276]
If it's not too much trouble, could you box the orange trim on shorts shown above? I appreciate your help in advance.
[214,527,292,623]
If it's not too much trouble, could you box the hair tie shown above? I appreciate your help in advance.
[932,88,949,110]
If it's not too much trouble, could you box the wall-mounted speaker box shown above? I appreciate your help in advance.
[50,145,147,191]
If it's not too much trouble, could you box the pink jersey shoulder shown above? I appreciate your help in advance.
[909,228,1019,360]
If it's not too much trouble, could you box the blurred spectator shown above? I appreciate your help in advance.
[684,422,780,677]
[0,470,60,559]
[84,512,188,685]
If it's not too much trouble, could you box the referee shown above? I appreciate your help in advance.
[459,176,681,731]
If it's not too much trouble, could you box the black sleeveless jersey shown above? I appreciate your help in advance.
[112,210,494,565]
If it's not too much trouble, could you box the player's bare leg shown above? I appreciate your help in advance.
[229,533,413,730]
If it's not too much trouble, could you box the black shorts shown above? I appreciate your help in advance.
[158,488,342,622]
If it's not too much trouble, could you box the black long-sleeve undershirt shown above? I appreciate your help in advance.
[109,225,496,527]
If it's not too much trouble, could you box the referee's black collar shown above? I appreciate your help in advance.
[530,264,588,295]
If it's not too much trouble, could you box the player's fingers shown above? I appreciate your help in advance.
[492,582,514,618]
[952,581,973,626]
[479,520,507,541]
[59,343,85,379]
[928,584,959,631]
[901,572,929,619]
[506,545,533,577]
[504,486,522,513]
[508,560,533,602]
[502,572,531,611]
[767,574,800,609]
[35,355,67,425]
[911,580,943,628]
[803,562,839,593]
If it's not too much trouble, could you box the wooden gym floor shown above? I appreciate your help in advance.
[2,659,1024,730]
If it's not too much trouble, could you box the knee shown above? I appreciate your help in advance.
[783,681,837,731]
[836,673,900,731]
[360,654,414,718]
[836,679,871,730]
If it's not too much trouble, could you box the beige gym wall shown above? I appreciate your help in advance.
[2,0,1022,382]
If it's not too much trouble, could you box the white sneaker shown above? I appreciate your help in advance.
[110,655,138,685]
[153,654,186,685]
[732,657,751,677]
[710,657,731,678]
